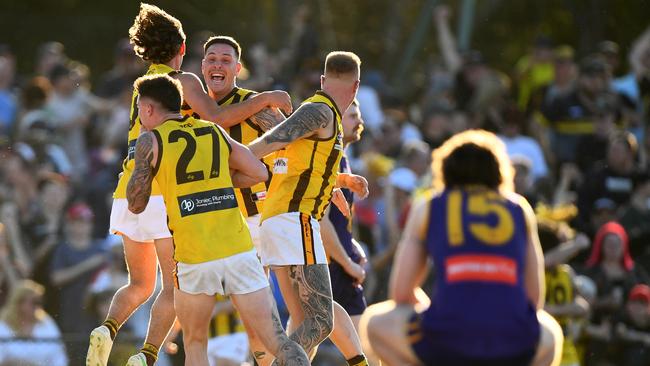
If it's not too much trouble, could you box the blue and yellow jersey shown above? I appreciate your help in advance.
[419,187,540,359]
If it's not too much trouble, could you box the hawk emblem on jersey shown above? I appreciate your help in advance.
[273,157,288,174]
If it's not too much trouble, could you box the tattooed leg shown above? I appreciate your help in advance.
[275,264,334,355]
[240,319,273,366]
[232,287,309,366]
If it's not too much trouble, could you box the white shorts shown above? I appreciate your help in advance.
[207,332,249,365]
[246,214,261,253]
[109,196,171,242]
[259,212,327,266]
[174,249,269,296]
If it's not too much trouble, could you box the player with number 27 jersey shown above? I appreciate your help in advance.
[152,115,252,264]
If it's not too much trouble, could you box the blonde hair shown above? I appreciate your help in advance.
[325,51,361,78]
[0,280,48,333]
[431,129,514,193]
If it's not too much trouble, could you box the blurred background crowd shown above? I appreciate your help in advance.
[1,1,650,365]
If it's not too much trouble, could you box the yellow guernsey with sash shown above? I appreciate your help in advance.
[114,63,187,199]
[218,87,273,217]
[261,91,343,222]
[152,116,253,264]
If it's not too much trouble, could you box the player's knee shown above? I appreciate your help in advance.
[183,328,208,344]
[317,310,334,339]
[128,279,156,302]
[535,310,564,366]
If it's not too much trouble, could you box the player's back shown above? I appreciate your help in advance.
[153,116,253,264]
[421,187,539,359]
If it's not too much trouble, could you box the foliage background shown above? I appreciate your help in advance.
[2,0,649,93]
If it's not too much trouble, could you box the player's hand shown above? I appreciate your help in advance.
[332,188,350,217]
[340,173,369,199]
[260,90,293,115]
[343,259,366,286]
[351,239,368,267]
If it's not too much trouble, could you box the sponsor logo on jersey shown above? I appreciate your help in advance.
[177,187,238,217]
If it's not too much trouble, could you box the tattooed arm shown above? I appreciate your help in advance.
[127,131,158,214]
[175,72,292,128]
[248,102,333,159]
[249,107,285,132]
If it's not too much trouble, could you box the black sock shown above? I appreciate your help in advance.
[102,318,119,341]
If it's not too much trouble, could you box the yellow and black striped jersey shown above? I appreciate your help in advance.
[261,91,343,221]
[114,63,177,199]
[218,87,273,217]
[114,64,195,199]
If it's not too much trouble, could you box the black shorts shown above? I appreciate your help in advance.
[409,313,537,366]
[328,261,367,316]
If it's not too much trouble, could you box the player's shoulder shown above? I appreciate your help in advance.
[237,87,257,99]
[503,191,533,210]
[173,71,203,88]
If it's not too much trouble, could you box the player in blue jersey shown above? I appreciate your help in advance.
[360,129,563,366]
[321,99,368,325]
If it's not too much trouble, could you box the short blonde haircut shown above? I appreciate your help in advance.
[325,51,361,78]
[432,129,514,193]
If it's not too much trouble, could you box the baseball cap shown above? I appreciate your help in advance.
[629,284,650,303]
[66,202,94,221]
[389,167,418,192]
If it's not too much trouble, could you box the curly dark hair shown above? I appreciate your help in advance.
[432,129,514,192]
[128,3,186,64]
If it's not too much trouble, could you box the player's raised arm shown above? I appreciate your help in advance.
[127,131,158,214]
[248,102,333,159]
[175,72,291,128]
[248,106,286,132]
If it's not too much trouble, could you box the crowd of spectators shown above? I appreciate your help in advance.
[1,4,650,366]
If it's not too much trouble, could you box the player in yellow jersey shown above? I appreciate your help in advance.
[201,35,283,254]
[87,4,295,366]
[248,52,370,365]
[126,74,309,366]
[203,39,369,365]
[539,221,591,366]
